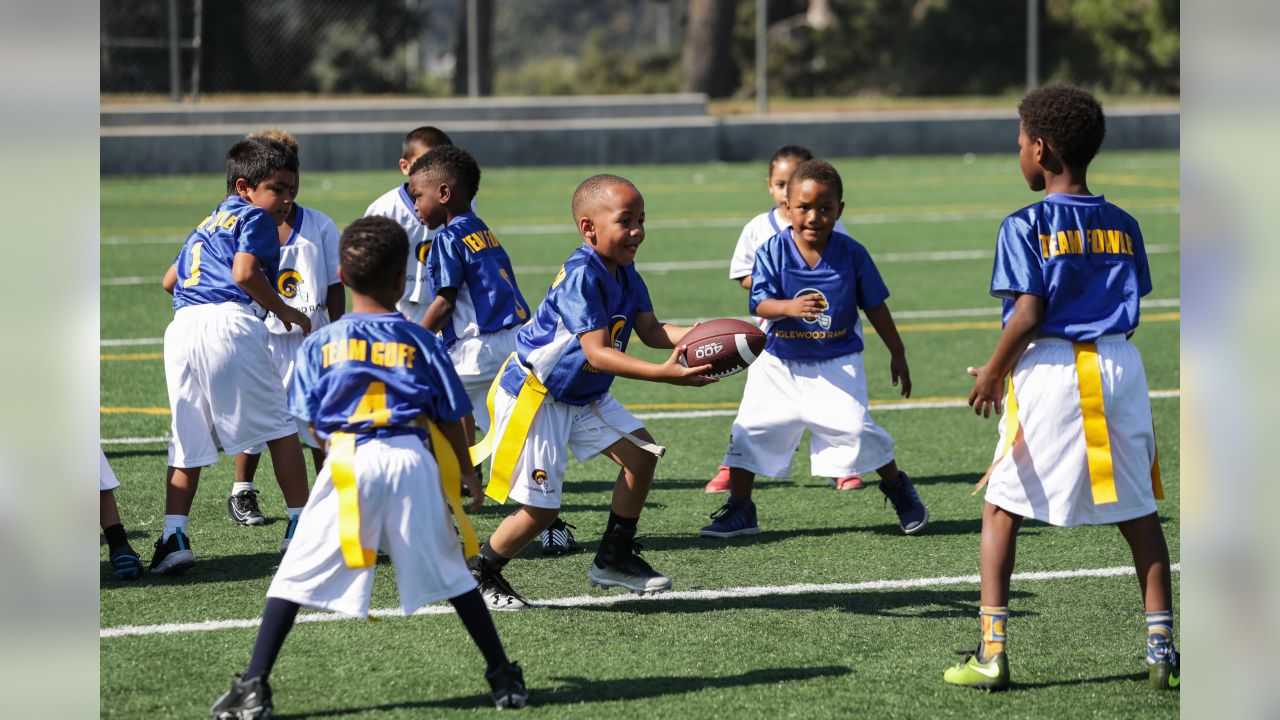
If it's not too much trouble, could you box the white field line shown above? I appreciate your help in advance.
[100,243,1181,286]
[98,297,1181,347]
[100,204,1182,246]
[101,562,1179,639]
[99,390,1180,445]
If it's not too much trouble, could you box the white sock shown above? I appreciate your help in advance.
[162,515,189,542]
[287,507,303,520]
[232,482,256,496]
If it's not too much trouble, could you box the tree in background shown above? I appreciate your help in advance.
[453,0,495,96]
[681,0,739,97]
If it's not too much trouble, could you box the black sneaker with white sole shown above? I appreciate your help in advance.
[227,490,266,526]
[587,527,671,595]
[470,558,531,611]
[485,660,529,709]
[210,674,272,720]
[150,529,195,575]
[539,518,580,556]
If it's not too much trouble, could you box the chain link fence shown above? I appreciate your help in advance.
[101,0,1177,103]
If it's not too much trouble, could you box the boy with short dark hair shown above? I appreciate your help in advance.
[151,137,313,574]
[942,85,1176,691]
[210,216,527,718]
[364,126,457,326]
[700,159,928,540]
[466,174,715,611]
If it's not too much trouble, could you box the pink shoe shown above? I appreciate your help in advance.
[831,475,865,490]
[705,466,731,493]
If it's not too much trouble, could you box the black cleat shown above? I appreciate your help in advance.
[539,518,580,556]
[149,529,195,575]
[470,558,531,612]
[587,527,671,595]
[485,661,528,709]
[210,675,272,720]
[228,490,266,526]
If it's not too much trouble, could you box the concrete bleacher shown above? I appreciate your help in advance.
[99,95,1178,175]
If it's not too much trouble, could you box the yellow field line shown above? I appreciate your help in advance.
[100,312,1179,363]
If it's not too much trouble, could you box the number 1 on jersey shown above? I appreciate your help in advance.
[348,381,392,427]
[182,241,205,288]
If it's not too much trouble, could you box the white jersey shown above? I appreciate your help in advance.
[729,207,851,280]
[365,183,438,311]
[264,205,340,335]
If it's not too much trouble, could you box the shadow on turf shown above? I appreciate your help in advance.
[103,448,168,460]
[1013,671,1147,690]
[561,588,1035,620]
[273,665,852,716]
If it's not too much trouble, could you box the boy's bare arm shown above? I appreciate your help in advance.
[863,302,911,398]
[231,252,311,334]
[968,293,1045,418]
[435,417,483,511]
[422,288,458,333]
[737,275,752,290]
[325,283,345,322]
[634,311,692,350]
[162,264,178,295]
[579,327,715,386]
[756,296,826,321]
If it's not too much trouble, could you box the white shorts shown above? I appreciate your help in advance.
[492,389,642,509]
[397,298,429,327]
[245,331,319,453]
[724,350,895,478]
[100,448,120,492]
[449,326,521,434]
[267,434,477,617]
[164,303,298,468]
[985,335,1159,527]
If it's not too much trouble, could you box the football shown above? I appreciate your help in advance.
[678,318,766,378]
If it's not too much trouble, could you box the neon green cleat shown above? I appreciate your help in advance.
[1148,649,1180,690]
[944,652,1010,691]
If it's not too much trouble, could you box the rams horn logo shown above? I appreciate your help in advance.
[608,315,627,351]
[795,287,831,329]
[277,270,302,299]
[532,469,548,486]
[415,240,433,265]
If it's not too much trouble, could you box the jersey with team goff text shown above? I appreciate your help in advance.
[289,313,472,446]
[991,193,1152,342]
[426,211,530,348]
[172,195,280,311]
[501,244,654,406]
[750,229,889,361]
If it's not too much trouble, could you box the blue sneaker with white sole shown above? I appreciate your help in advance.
[879,472,928,534]
[700,497,759,538]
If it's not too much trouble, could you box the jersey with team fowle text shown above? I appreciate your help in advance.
[501,244,654,406]
[289,313,472,446]
[750,229,890,361]
[172,196,280,311]
[991,193,1153,342]
[426,211,530,348]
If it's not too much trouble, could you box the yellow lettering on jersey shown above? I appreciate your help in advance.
[370,342,416,369]
[1039,234,1052,260]
[348,381,392,427]
[182,241,204,288]
[499,268,528,319]
[1044,229,1135,260]
[551,265,567,289]
[321,339,369,368]
[221,213,238,230]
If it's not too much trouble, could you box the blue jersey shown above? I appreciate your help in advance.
[750,229,890,361]
[426,212,530,348]
[991,193,1152,342]
[499,244,653,406]
[172,196,280,311]
[289,313,472,446]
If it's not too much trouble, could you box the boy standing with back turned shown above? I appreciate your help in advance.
[943,85,1177,691]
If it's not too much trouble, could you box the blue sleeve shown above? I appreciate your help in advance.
[1130,221,1153,297]
[990,215,1045,300]
[428,231,467,292]
[236,208,279,263]
[748,241,783,315]
[853,245,890,309]
[414,333,474,423]
[558,266,611,335]
[287,337,319,424]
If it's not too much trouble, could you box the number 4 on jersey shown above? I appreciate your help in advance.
[347,382,392,427]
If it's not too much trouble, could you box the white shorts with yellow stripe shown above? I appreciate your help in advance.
[490,388,643,510]
[267,434,476,617]
[448,325,521,435]
[985,334,1160,527]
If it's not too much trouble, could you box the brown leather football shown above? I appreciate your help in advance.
[678,318,767,378]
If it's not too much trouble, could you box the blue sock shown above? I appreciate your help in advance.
[1146,610,1174,662]
[244,598,300,681]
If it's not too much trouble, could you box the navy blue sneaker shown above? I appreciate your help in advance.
[700,497,759,538]
[879,472,928,534]
[109,544,143,581]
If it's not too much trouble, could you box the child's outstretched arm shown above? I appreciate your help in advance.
[422,288,458,333]
[967,293,1044,418]
[162,264,178,295]
[634,311,693,350]
[435,416,483,511]
[864,302,911,398]
[231,252,312,334]
[580,327,716,386]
